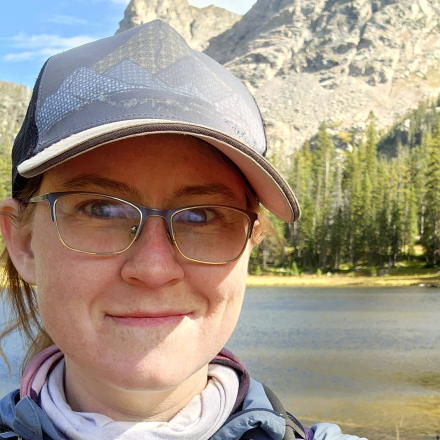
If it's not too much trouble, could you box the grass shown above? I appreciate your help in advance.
[0,262,438,288]
[246,262,440,287]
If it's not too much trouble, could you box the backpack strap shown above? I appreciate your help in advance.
[0,424,20,439]
[262,384,306,440]
[0,431,20,439]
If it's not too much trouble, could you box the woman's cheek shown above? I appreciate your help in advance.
[201,266,246,341]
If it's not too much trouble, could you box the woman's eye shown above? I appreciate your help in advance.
[177,209,215,224]
[78,201,129,219]
[89,202,116,218]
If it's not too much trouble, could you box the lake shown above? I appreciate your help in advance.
[1,286,440,440]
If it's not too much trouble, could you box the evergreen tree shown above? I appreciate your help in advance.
[289,141,316,271]
[347,144,364,267]
[313,123,336,270]
[398,146,418,261]
[422,117,440,265]
[375,157,391,267]
[365,111,378,180]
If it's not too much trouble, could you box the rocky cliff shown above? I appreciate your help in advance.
[117,0,241,51]
[0,81,31,196]
[119,0,440,155]
[0,81,31,154]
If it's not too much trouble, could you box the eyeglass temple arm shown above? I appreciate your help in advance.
[28,194,48,203]
[27,194,57,221]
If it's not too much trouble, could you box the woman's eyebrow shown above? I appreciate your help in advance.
[59,176,240,204]
[59,175,142,199]
[170,184,240,203]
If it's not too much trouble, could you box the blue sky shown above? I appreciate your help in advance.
[0,0,256,88]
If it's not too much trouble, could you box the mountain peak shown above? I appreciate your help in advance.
[204,0,440,152]
[116,0,242,51]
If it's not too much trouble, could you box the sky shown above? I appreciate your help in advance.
[0,0,256,88]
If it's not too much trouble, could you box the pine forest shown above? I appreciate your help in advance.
[250,94,440,275]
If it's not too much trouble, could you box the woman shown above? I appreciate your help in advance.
[0,20,365,440]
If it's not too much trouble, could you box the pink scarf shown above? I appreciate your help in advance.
[20,344,63,401]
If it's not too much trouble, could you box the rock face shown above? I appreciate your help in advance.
[0,81,31,154]
[119,0,440,154]
[0,81,31,195]
[206,0,440,90]
[204,0,440,153]
[117,0,241,51]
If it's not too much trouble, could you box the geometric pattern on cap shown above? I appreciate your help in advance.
[37,68,139,134]
[92,20,193,75]
[36,20,265,155]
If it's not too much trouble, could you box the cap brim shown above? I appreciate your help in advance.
[18,120,300,222]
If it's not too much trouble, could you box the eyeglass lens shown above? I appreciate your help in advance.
[53,194,251,263]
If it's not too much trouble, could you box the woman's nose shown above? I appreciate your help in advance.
[120,216,184,288]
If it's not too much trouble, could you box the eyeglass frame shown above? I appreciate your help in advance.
[27,191,259,265]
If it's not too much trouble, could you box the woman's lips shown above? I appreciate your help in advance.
[107,312,190,328]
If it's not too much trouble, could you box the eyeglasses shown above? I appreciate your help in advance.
[28,192,258,264]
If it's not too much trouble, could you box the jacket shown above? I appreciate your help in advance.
[0,349,366,440]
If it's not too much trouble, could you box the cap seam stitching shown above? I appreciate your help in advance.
[35,55,55,136]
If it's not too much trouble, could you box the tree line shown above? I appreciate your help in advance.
[250,96,440,274]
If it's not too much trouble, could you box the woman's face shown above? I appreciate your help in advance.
[27,135,252,392]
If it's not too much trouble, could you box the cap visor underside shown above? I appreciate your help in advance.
[17,120,300,222]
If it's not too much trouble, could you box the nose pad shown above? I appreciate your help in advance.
[121,216,185,287]
[131,217,174,244]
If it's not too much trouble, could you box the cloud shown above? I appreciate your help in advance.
[8,33,96,49]
[3,52,35,62]
[46,14,99,26]
[3,33,96,62]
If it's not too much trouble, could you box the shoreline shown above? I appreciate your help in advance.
[246,274,440,287]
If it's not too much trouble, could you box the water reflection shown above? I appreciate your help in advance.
[1,286,439,440]
[225,287,440,440]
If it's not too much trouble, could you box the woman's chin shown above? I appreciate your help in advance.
[84,350,207,392]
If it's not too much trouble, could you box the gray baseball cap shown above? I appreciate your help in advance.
[12,20,300,222]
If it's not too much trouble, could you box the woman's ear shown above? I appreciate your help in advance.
[0,198,36,285]
[251,220,264,246]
